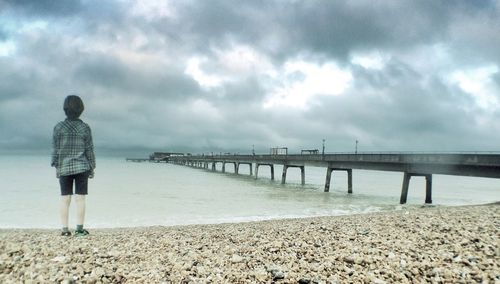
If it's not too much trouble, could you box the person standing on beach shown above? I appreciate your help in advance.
[51,95,96,236]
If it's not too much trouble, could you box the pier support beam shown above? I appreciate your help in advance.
[324,168,333,192]
[324,168,353,193]
[425,174,433,204]
[400,172,433,204]
[222,162,237,174]
[237,162,252,176]
[281,166,287,184]
[347,169,353,194]
[301,166,305,185]
[255,164,275,180]
[282,165,305,185]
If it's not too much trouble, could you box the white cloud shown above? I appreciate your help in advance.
[184,45,274,91]
[449,65,499,110]
[215,44,273,76]
[185,57,225,89]
[351,51,388,70]
[0,41,16,56]
[189,99,222,122]
[264,60,352,109]
[21,20,48,32]
[130,0,177,20]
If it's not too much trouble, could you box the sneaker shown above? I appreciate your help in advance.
[61,230,72,237]
[74,229,89,237]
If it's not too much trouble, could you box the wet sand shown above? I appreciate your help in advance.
[1,204,498,283]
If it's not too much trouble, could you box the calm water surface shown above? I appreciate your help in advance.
[1,155,498,228]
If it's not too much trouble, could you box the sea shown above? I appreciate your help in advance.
[1,154,499,229]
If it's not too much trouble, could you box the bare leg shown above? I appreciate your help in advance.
[75,194,86,226]
[60,195,71,228]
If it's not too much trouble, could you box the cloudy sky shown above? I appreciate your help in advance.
[1,0,499,156]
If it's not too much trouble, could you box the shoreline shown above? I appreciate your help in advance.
[1,202,497,231]
[1,204,499,283]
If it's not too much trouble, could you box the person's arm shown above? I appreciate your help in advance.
[84,126,96,177]
[51,125,59,168]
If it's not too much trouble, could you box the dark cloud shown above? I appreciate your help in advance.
[169,1,275,49]
[213,77,267,103]
[494,72,500,86]
[73,53,201,100]
[0,27,7,41]
[0,0,499,155]
[1,0,84,17]
[164,1,453,61]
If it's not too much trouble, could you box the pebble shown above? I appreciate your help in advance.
[51,256,67,262]
[271,270,285,280]
[230,254,244,263]
[0,204,498,283]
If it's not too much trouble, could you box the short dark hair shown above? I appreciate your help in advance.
[63,95,84,119]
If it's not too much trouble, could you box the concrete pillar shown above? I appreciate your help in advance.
[400,173,433,204]
[425,174,433,204]
[255,164,275,180]
[324,168,333,192]
[347,169,353,194]
[400,172,411,204]
[281,165,288,184]
[300,166,305,185]
[399,172,411,204]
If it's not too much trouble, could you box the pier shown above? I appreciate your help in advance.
[126,152,185,163]
[125,158,150,162]
[166,152,500,204]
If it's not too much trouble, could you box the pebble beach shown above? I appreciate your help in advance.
[1,204,498,283]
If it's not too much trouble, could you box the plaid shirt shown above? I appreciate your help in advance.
[51,119,96,177]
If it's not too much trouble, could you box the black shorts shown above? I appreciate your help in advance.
[59,172,89,196]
